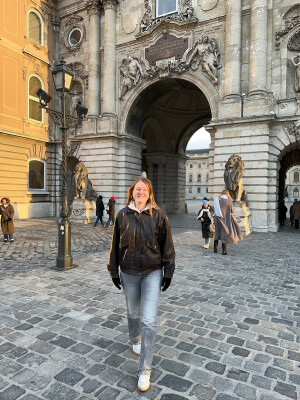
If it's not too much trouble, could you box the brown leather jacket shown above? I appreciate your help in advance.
[107,207,175,279]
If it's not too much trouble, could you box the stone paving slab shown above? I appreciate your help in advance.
[0,215,299,400]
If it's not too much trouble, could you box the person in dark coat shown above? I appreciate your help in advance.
[290,202,295,226]
[94,195,104,227]
[197,199,212,248]
[213,190,243,255]
[278,201,287,226]
[108,177,175,392]
[105,196,116,228]
[1,197,15,243]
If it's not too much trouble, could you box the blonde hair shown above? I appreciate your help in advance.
[126,177,159,216]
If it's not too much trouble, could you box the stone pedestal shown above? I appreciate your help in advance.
[70,198,96,224]
[233,201,252,235]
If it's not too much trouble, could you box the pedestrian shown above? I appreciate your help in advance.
[294,200,300,229]
[107,177,175,392]
[94,195,104,227]
[105,196,116,229]
[1,197,15,243]
[278,201,287,226]
[213,190,243,254]
[197,199,213,249]
[290,201,295,226]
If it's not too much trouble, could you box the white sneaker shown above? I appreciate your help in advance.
[137,372,150,391]
[132,344,141,356]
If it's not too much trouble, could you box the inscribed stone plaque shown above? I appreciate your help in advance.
[145,35,188,66]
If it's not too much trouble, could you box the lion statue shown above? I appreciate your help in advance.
[72,162,97,200]
[224,154,247,203]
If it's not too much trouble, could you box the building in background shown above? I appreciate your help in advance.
[285,165,300,215]
[185,149,209,200]
[0,0,56,218]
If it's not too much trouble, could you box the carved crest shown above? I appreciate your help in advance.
[285,120,300,141]
[275,4,300,50]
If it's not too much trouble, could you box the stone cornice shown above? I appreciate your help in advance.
[206,115,276,128]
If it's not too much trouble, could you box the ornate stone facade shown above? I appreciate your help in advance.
[36,0,300,232]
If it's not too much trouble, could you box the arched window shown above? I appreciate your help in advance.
[189,174,193,183]
[156,0,177,17]
[28,75,44,122]
[189,163,193,169]
[28,10,43,45]
[198,163,202,169]
[206,173,209,183]
[28,159,47,191]
[197,188,201,194]
[293,188,299,199]
[294,171,299,183]
[189,187,192,193]
[197,174,201,183]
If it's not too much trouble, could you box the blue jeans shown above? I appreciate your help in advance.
[105,218,113,228]
[120,269,163,375]
[4,234,13,240]
[205,237,209,245]
[94,216,103,227]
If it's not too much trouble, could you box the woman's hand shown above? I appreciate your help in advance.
[112,277,122,290]
[201,218,204,222]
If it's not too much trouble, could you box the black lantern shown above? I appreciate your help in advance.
[52,59,74,92]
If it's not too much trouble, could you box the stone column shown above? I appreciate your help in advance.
[248,0,268,95]
[85,0,101,117]
[156,160,165,209]
[102,0,118,115]
[223,0,242,99]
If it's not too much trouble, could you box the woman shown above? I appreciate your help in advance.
[197,199,213,249]
[105,196,116,228]
[1,197,15,243]
[94,195,104,227]
[213,190,243,254]
[107,177,175,391]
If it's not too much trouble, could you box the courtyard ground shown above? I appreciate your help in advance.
[0,213,299,400]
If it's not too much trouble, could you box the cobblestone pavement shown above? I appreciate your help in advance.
[0,215,299,400]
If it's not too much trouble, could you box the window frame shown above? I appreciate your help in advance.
[189,174,193,183]
[198,163,201,169]
[293,188,299,199]
[189,163,193,169]
[28,9,44,46]
[197,174,202,183]
[27,158,48,194]
[294,171,299,183]
[156,0,178,17]
[28,74,45,124]
[189,187,193,194]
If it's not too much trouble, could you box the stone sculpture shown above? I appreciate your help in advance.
[72,162,97,200]
[291,53,300,93]
[119,56,146,98]
[187,35,221,84]
[224,154,247,203]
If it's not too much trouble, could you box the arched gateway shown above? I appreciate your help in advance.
[121,76,216,214]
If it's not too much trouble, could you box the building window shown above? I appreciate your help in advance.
[206,187,208,193]
[197,188,201,194]
[28,159,46,191]
[28,10,43,45]
[198,163,201,168]
[156,0,177,17]
[294,171,299,183]
[189,187,192,193]
[197,174,201,183]
[189,163,193,169]
[207,162,209,168]
[189,174,193,183]
[28,75,44,122]
[68,28,82,47]
[293,188,299,199]
[206,173,209,182]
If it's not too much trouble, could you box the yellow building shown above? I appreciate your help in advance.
[0,0,55,218]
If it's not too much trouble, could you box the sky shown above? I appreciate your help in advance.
[186,127,211,150]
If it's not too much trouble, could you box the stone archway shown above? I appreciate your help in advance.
[278,146,300,206]
[124,77,212,214]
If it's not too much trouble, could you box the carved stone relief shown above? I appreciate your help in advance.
[285,120,300,141]
[67,62,89,88]
[137,0,197,37]
[119,34,221,97]
[275,4,300,50]
[199,0,218,12]
[291,54,300,93]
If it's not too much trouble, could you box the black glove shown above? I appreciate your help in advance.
[161,277,172,292]
[112,277,122,290]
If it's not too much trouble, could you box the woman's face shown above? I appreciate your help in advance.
[2,199,7,205]
[132,181,150,205]
[203,203,208,208]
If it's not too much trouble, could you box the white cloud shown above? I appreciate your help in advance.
[186,127,211,150]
